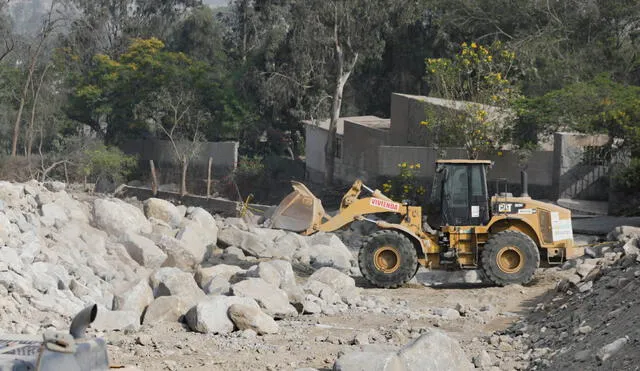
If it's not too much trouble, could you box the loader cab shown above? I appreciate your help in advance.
[428,160,492,227]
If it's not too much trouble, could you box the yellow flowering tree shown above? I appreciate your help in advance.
[382,162,426,203]
[423,41,521,159]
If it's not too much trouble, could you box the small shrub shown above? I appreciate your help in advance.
[381,162,426,204]
[612,158,640,194]
[78,144,138,184]
[235,155,265,178]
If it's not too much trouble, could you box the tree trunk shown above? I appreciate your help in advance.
[11,35,45,157]
[27,64,50,161]
[324,59,358,186]
[180,157,188,196]
[324,6,359,186]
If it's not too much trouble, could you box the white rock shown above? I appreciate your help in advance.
[295,240,354,272]
[272,233,309,260]
[248,261,283,287]
[143,198,184,228]
[622,237,640,256]
[40,202,69,226]
[333,351,405,371]
[185,295,260,334]
[149,217,175,237]
[149,268,205,307]
[307,267,356,299]
[228,303,279,335]
[122,232,167,269]
[231,278,298,318]
[397,328,474,371]
[0,271,34,296]
[92,309,141,332]
[156,235,201,271]
[143,296,189,324]
[186,207,216,228]
[223,246,246,260]
[248,227,287,241]
[218,226,274,258]
[175,221,214,262]
[0,248,23,272]
[576,263,596,278]
[607,226,640,243]
[195,265,244,287]
[597,337,629,362]
[473,350,492,368]
[302,295,324,314]
[202,276,231,295]
[113,280,154,315]
[93,198,152,236]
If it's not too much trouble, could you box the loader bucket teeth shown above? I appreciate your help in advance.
[270,181,327,232]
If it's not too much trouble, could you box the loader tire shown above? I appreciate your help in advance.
[481,230,540,286]
[359,230,418,289]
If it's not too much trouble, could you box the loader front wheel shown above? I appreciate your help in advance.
[359,230,418,288]
[481,230,540,286]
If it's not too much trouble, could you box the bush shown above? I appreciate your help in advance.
[235,155,265,178]
[0,156,38,182]
[77,144,138,184]
[612,158,640,194]
[381,162,426,204]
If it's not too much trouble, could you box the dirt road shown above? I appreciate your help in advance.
[107,267,563,371]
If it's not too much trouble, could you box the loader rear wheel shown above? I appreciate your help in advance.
[359,230,418,288]
[481,230,540,286]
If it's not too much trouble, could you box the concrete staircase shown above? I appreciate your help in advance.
[557,198,608,216]
[559,165,609,200]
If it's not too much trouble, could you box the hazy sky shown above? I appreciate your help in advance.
[203,0,229,7]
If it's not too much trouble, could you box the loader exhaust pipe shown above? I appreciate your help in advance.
[520,170,529,198]
[69,304,98,339]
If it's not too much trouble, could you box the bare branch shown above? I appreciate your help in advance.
[0,35,14,62]
[260,71,313,89]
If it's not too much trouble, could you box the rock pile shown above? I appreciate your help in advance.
[333,327,474,371]
[470,225,640,370]
[0,180,360,336]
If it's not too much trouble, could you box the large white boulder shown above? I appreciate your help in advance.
[218,226,275,258]
[113,280,154,315]
[122,232,167,268]
[175,220,216,261]
[149,267,205,307]
[228,303,279,335]
[157,235,202,271]
[397,329,474,371]
[143,296,190,324]
[143,198,184,228]
[185,295,260,334]
[231,278,297,318]
[307,267,357,299]
[93,199,152,236]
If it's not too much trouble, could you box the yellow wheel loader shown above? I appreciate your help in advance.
[271,159,584,288]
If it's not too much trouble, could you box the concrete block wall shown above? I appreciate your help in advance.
[377,146,556,199]
[120,139,239,169]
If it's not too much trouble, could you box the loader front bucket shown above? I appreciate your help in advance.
[270,181,327,233]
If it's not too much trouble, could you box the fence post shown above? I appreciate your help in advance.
[207,157,213,198]
[150,160,158,196]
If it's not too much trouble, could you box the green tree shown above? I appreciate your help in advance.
[69,37,245,143]
[423,41,521,159]
[516,74,640,156]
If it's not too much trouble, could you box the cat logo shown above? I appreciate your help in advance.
[498,203,512,213]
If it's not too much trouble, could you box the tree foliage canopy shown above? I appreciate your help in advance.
[0,0,638,174]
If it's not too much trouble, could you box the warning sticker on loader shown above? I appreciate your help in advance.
[552,218,573,242]
[370,198,400,212]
